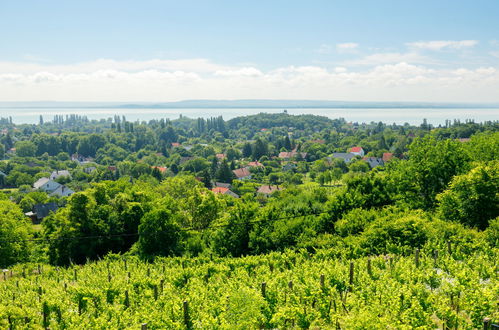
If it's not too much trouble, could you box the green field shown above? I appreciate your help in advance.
[1,247,498,329]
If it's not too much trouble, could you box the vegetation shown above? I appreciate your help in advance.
[0,112,498,327]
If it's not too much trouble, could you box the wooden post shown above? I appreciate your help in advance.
[447,240,452,255]
[153,285,158,300]
[415,248,420,268]
[483,317,491,329]
[261,282,266,298]
[141,323,148,330]
[349,262,354,288]
[320,274,325,289]
[183,301,190,328]
[367,258,372,275]
[124,290,129,309]
[108,272,111,283]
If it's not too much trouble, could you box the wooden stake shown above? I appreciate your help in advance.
[320,274,325,289]
[183,301,190,328]
[447,240,452,255]
[261,282,266,298]
[349,262,354,288]
[483,317,491,329]
[367,258,372,275]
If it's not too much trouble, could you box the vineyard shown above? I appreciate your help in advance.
[1,245,498,329]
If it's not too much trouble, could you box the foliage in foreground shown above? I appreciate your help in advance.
[0,245,498,329]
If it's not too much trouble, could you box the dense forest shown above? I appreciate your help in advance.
[0,112,498,328]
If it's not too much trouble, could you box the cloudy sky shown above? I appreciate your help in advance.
[1,0,499,102]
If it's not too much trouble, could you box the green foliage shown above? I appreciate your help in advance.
[136,204,184,258]
[438,161,499,229]
[0,200,33,267]
[14,140,36,157]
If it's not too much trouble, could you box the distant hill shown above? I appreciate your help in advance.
[1,99,498,109]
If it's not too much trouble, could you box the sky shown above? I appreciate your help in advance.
[1,0,499,102]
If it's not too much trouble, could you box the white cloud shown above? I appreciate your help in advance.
[336,43,359,53]
[0,58,499,102]
[406,40,478,51]
[342,52,436,66]
[316,44,333,54]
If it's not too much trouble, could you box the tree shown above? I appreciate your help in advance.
[242,143,253,158]
[0,200,33,267]
[252,139,268,160]
[216,159,234,183]
[15,141,36,157]
[437,162,498,229]
[390,136,471,209]
[136,205,184,258]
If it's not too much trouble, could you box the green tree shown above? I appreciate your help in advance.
[0,200,33,267]
[216,159,234,183]
[136,204,184,258]
[15,140,36,157]
[437,162,499,229]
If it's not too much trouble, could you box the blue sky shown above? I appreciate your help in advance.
[1,1,499,102]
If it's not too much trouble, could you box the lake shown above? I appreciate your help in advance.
[0,107,497,125]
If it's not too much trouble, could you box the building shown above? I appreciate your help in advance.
[257,185,283,197]
[211,187,239,198]
[349,147,365,157]
[247,161,264,168]
[278,151,307,160]
[33,178,60,191]
[233,167,252,180]
[50,185,75,197]
[363,157,384,168]
[50,170,71,180]
[382,153,394,162]
[330,153,356,163]
[25,202,59,224]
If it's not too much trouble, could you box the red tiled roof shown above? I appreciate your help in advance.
[212,187,229,194]
[233,167,251,178]
[151,166,167,173]
[382,153,394,162]
[350,147,363,153]
[247,161,263,167]
[257,185,282,195]
[171,142,180,147]
[216,153,226,159]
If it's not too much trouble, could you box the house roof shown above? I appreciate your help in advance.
[212,187,229,194]
[214,182,231,188]
[171,142,181,147]
[382,153,394,162]
[233,167,251,178]
[278,151,307,159]
[32,202,58,219]
[350,147,363,153]
[50,185,74,197]
[33,177,50,189]
[216,153,226,159]
[247,161,263,167]
[51,170,71,178]
[151,166,167,173]
[257,185,282,195]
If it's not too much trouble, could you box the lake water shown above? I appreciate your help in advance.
[0,107,497,125]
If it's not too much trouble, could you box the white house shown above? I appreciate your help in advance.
[349,147,365,157]
[50,185,74,197]
[34,178,61,192]
[50,170,71,180]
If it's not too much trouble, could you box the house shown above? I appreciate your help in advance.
[33,178,60,192]
[247,161,264,168]
[151,166,167,173]
[83,166,97,174]
[257,185,282,197]
[216,153,226,160]
[330,153,356,163]
[50,185,74,197]
[278,151,307,160]
[171,142,181,148]
[363,157,384,168]
[211,187,239,198]
[233,167,252,180]
[382,153,394,162]
[214,182,232,189]
[25,202,58,224]
[282,163,297,171]
[50,170,71,180]
[349,147,365,157]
